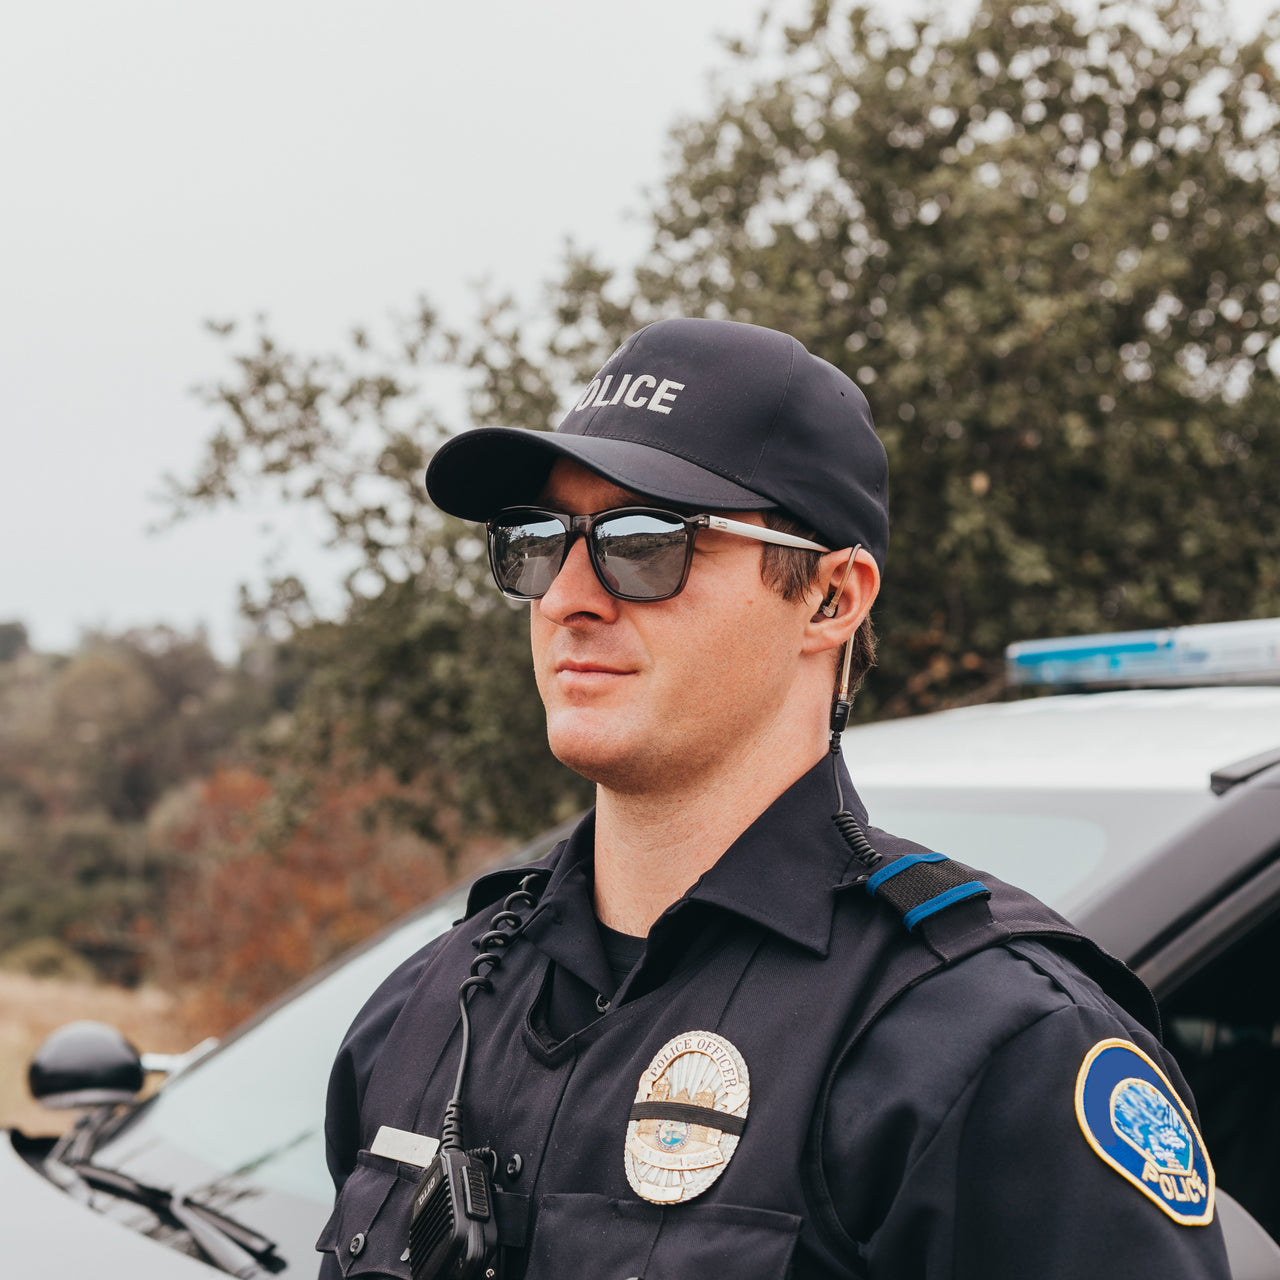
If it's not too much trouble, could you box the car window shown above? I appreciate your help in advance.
[1161,898,1280,1242]
[861,785,1216,916]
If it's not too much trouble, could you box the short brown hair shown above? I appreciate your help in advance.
[759,510,877,692]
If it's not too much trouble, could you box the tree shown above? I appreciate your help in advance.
[0,627,287,980]
[146,763,505,1028]
[34,628,262,821]
[175,0,1280,825]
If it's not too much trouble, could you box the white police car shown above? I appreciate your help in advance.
[5,619,1280,1276]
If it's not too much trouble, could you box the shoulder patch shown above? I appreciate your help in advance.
[1074,1037,1215,1225]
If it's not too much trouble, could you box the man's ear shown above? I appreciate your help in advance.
[802,547,880,656]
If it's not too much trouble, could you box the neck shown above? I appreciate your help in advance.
[591,731,826,936]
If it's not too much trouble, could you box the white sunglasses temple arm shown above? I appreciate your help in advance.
[703,514,829,553]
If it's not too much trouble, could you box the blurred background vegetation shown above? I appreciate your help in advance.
[5,0,1280,1035]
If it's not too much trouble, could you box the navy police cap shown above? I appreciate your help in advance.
[425,317,890,570]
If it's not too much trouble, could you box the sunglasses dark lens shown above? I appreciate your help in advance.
[491,513,568,598]
[592,511,691,600]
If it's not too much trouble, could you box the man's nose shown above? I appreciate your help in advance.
[537,534,620,624]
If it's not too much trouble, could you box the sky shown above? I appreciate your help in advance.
[1,0,1275,659]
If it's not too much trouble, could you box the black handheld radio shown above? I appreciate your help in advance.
[408,1143,499,1280]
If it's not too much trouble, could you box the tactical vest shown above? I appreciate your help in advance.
[318,825,1155,1280]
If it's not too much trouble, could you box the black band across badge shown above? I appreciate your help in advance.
[624,1030,750,1205]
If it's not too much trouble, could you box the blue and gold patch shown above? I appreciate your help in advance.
[1074,1037,1215,1225]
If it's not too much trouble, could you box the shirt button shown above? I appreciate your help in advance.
[349,1232,366,1256]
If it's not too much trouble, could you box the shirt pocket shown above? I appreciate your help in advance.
[526,1192,802,1279]
[317,1149,419,1278]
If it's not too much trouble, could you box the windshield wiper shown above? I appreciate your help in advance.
[51,1157,285,1277]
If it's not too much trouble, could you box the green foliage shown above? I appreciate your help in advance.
[0,811,162,982]
[170,306,454,600]
[6,628,271,821]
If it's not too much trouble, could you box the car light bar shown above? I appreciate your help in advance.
[1005,617,1280,688]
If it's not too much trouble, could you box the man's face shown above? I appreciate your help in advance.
[530,459,818,795]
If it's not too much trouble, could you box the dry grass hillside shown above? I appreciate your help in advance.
[0,973,208,1136]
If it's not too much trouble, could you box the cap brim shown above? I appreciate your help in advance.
[425,427,775,520]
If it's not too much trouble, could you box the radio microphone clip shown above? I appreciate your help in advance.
[409,1145,499,1280]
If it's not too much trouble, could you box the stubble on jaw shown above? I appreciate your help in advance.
[544,711,688,796]
[538,651,801,804]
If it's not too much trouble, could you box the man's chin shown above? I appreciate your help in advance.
[547,736,629,787]
[546,717,653,791]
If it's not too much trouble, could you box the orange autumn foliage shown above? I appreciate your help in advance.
[151,764,503,1032]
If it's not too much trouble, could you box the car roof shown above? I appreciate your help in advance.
[844,686,1280,794]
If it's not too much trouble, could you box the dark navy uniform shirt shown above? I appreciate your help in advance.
[319,758,1231,1278]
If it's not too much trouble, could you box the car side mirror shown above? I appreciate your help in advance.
[28,1021,144,1109]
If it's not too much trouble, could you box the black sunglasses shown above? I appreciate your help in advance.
[486,505,829,603]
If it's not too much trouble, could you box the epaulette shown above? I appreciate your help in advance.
[856,839,1159,1034]
[864,851,991,931]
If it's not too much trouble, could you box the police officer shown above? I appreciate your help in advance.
[318,318,1230,1278]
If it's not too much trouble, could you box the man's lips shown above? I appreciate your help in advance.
[558,660,637,680]
[555,659,635,677]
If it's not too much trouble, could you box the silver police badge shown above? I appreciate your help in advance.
[624,1030,750,1205]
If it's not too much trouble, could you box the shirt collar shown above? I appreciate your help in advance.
[671,753,868,956]
[521,810,616,995]
[526,755,868,966]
